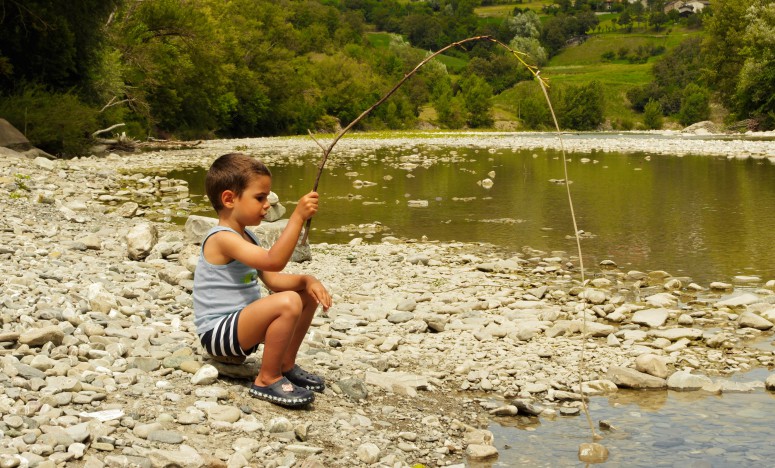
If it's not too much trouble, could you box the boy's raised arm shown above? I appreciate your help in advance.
[218,192,319,272]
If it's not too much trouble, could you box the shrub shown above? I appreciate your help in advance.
[557,81,605,131]
[616,118,635,131]
[643,99,664,129]
[0,84,97,156]
[678,83,710,126]
[519,93,552,130]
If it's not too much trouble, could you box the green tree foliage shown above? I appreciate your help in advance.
[703,0,754,111]
[735,1,775,129]
[0,84,97,155]
[517,88,552,130]
[509,37,548,67]
[557,81,605,130]
[540,12,599,57]
[507,10,541,39]
[643,99,663,129]
[627,37,704,114]
[432,78,466,129]
[0,0,120,92]
[618,10,633,32]
[460,74,494,128]
[678,83,710,126]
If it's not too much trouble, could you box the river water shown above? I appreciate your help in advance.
[168,143,775,286]
[486,369,775,467]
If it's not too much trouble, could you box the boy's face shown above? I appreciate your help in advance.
[231,174,272,226]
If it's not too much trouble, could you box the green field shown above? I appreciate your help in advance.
[368,18,704,129]
[366,32,469,72]
[489,26,704,127]
[474,1,554,17]
[549,28,702,66]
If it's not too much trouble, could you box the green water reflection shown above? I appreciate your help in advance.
[168,145,775,285]
[488,369,775,467]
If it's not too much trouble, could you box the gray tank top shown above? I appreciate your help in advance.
[192,226,262,334]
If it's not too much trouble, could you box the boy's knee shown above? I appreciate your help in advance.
[277,291,303,315]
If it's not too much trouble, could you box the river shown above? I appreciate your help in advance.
[167,140,775,286]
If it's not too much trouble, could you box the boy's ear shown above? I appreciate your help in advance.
[221,190,236,208]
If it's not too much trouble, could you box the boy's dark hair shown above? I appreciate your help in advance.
[205,153,272,212]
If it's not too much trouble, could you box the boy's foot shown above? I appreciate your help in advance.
[249,377,314,408]
[208,354,246,365]
[283,365,325,393]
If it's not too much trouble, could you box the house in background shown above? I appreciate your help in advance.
[665,1,711,15]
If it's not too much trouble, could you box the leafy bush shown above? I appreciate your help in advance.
[0,84,97,156]
[643,99,664,129]
[557,81,605,131]
[678,84,710,126]
[459,75,494,128]
[616,118,635,131]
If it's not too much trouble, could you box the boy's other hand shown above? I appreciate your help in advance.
[307,279,332,312]
[294,191,319,221]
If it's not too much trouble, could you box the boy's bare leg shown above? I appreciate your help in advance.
[237,291,302,387]
[281,290,319,372]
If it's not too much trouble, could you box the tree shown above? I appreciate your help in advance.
[643,99,663,129]
[507,10,542,39]
[703,0,754,110]
[509,36,548,66]
[460,74,494,128]
[618,10,633,32]
[678,84,710,126]
[648,11,669,31]
[558,81,605,130]
[0,0,120,92]
[432,78,466,129]
[735,0,775,129]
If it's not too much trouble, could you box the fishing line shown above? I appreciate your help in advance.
[303,34,601,450]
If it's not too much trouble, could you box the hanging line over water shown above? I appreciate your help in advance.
[302,35,602,452]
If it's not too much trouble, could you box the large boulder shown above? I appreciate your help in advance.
[682,121,722,135]
[0,118,32,151]
[184,215,311,262]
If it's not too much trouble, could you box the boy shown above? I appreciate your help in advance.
[192,153,331,407]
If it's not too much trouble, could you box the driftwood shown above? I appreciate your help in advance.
[91,122,202,152]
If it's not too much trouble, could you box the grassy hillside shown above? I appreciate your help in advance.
[366,32,469,72]
[474,1,554,17]
[368,5,706,130]
[492,25,704,129]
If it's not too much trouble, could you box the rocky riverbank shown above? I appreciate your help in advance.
[1,134,774,468]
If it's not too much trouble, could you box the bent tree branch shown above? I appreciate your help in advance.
[302,35,545,242]
[301,36,600,444]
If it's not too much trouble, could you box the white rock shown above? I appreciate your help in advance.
[667,370,712,391]
[631,308,669,328]
[357,443,381,464]
[191,365,219,385]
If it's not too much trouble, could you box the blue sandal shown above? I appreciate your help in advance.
[283,365,326,393]
[249,377,314,407]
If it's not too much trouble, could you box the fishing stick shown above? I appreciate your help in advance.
[302,34,599,447]
[301,35,545,243]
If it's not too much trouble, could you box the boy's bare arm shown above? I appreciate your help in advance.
[260,272,332,311]
[216,192,319,272]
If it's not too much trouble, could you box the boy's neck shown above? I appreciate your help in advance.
[217,211,245,234]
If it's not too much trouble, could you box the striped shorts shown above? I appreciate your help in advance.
[199,309,259,357]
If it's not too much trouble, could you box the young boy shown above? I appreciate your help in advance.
[192,153,331,407]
